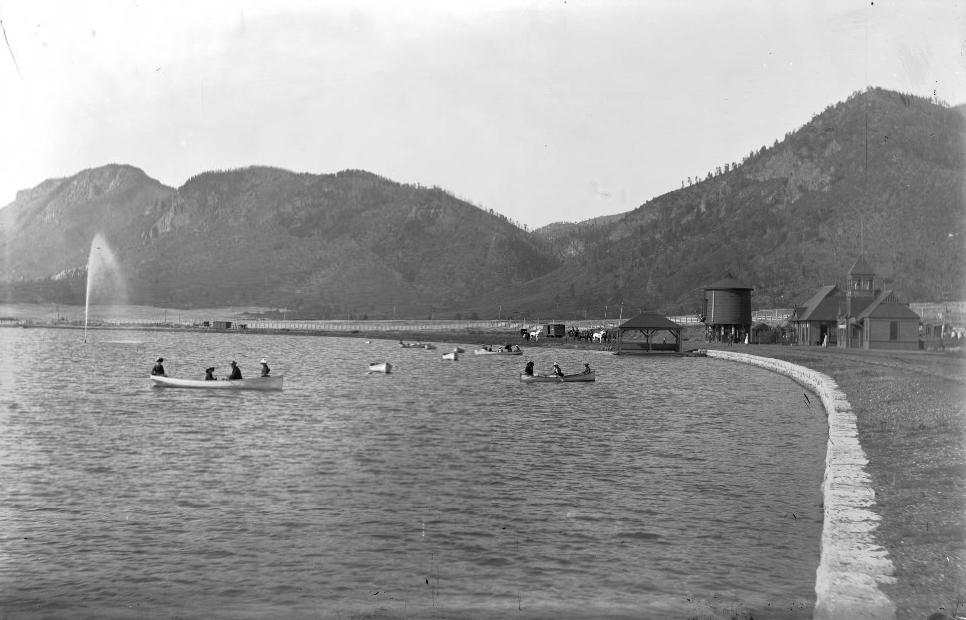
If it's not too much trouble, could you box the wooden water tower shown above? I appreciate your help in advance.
[702,273,754,343]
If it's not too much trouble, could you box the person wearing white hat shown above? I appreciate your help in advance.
[260,359,271,377]
[552,362,564,377]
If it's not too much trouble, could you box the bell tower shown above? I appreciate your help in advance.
[845,255,876,314]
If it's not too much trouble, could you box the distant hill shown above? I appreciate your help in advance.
[532,213,625,240]
[0,166,558,317]
[1,87,963,320]
[465,87,966,319]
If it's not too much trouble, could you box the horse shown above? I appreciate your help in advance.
[592,330,606,343]
[528,328,541,341]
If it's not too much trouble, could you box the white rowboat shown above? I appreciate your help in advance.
[473,348,523,355]
[150,375,284,390]
[368,362,392,373]
[520,372,595,383]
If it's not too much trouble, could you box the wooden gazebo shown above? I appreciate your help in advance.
[615,312,684,354]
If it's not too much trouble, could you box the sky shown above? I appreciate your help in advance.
[1,0,963,229]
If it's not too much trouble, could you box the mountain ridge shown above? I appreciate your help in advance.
[1,87,963,319]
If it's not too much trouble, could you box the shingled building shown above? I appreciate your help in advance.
[790,256,921,349]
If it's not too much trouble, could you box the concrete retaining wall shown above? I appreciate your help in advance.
[706,350,896,620]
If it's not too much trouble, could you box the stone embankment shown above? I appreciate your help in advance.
[706,350,896,620]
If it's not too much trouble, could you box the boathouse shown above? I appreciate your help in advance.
[615,312,683,354]
[702,274,753,344]
[791,256,921,349]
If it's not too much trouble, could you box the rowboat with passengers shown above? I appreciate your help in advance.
[520,372,595,383]
[150,375,284,390]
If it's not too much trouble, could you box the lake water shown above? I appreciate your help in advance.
[0,328,827,620]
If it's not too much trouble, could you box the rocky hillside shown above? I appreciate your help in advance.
[1,87,962,320]
[0,166,558,317]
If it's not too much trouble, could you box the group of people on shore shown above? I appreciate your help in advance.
[151,357,270,380]
[524,361,593,377]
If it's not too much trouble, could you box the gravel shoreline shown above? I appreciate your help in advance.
[710,344,966,620]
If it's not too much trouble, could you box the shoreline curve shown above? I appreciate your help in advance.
[706,350,896,620]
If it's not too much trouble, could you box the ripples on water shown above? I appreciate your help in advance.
[0,328,826,619]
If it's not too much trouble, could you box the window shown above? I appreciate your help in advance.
[889,321,899,340]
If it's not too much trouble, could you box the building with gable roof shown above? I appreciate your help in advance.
[848,290,922,349]
[789,285,846,346]
[790,256,921,349]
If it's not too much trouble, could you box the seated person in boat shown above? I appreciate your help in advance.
[552,363,564,377]
[582,363,593,375]
[513,345,521,352]
[260,359,271,377]
[227,360,243,380]
[524,361,535,376]
[504,344,513,351]
[204,367,216,381]
[151,357,166,376]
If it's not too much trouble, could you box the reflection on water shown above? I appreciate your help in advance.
[0,328,825,619]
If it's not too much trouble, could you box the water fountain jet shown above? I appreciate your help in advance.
[84,234,126,342]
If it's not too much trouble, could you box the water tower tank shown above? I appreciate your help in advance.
[703,275,753,325]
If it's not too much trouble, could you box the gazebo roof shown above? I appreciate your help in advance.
[618,312,682,330]
[703,275,754,291]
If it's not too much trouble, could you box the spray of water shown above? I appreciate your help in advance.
[84,234,126,342]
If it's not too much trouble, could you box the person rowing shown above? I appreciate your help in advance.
[582,363,593,375]
[151,357,167,376]
[552,363,564,377]
[204,367,216,381]
[227,360,242,380]
[524,361,535,376]
[260,359,271,377]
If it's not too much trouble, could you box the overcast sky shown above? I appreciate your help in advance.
[1,0,963,229]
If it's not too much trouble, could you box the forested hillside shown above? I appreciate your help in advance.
[511,88,965,318]
[1,88,962,320]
